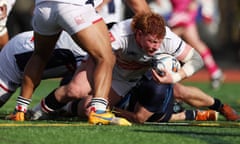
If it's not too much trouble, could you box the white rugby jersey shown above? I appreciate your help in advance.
[97,0,123,24]
[35,0,103,8]
[110,18,187,81]
[0,31,87,87]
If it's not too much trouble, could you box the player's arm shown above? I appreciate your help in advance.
[124,0,151,14]
[173,44,204,82]
[166,45,204,83]
[177,44,204,78]
[152,44,203,84]
[112,103,153,124]
[112,107,137,123]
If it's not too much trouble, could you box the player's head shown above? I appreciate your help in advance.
[131,12,166,56]
[131,12,166,38]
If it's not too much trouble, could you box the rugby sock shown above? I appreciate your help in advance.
[201,48,220,78]
[90,97,108,113]
[208,98,223,112]
[41,89,66,113]
[70,99,81,115]
[16,96,32,112]
[185,110,197,120]
[62,99,81,116]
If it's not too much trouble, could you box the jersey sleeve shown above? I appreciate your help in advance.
[163,27,188,57]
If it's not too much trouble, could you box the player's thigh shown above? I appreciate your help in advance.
[57,3,112,58]
[33,32,60,61]
[71,20,112,60]
[32,2,95,35]
[32,2,61,56]
[32,2,62,35]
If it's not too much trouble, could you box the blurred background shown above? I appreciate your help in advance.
[6,0,240,69]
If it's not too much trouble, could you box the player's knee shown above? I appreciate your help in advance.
[66,84,90,99]
[100,53,116,67]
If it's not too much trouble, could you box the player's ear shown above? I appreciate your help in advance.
[135,29,142,35]
[135,29,143,40]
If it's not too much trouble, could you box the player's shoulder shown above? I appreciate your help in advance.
[163,26,183,44]
[110,18,134,37]
[164,26,177,39]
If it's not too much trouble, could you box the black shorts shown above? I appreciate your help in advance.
[117,76,174,122]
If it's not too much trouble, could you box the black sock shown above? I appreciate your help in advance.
[208,98,223,112]
[185,110,197,120]
[43,89,66,112]
[71,99,81,116]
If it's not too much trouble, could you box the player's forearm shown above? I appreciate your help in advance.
[113,107,140,123]
[181,48,204,77]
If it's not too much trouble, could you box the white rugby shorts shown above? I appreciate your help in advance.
[32,2,102,35]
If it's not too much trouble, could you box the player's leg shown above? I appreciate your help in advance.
[31,58,130,125]
[174,83,214,107]
[9,33,60,121]
[31,58,93,120]
[8,1,63,121]
[170,109,218,121]
[87,77,131,125]
[174,83,240,121]
[182,24,224,89]
[71,21,115,114]
[56,3,115,115]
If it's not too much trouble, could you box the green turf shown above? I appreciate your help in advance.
[0,79,240,144]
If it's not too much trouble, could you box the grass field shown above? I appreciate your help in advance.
[0,79,240,144]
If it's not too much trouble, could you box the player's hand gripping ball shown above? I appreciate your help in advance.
[152,54,181,76]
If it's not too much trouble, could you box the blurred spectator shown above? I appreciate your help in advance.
[96,0,124,27]
[165,0,224,89]
[149,0,172,20]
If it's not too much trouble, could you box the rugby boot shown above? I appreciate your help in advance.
[211,70,225,89]
[88,110,132,126]
[5,110,25,121]
[29,103,55,120]
[219,104,240,121]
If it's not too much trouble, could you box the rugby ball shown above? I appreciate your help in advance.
[152,54,181,76]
